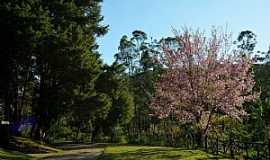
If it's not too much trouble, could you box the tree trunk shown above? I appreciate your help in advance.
[0,124,10,148]
[91,126,99,143]
[200,110,214,149]
[75,126,80,143]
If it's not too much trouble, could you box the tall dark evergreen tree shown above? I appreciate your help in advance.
[0,0,109,142]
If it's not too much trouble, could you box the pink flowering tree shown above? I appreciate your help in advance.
[150,29,259,136]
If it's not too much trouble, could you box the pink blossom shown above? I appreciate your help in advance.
[150,29,259,127]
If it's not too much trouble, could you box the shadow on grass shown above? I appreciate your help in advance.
[36,149,103,160]
[38,153,98,160]
[55,143,108,151]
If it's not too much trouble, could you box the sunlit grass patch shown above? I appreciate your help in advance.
[98,145,231,160]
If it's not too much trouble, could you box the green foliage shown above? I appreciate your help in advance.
[114,30,168,146]
[32,0,109,137]
[254,64,270,100]
[115,30,161,75]
[244,98,270,141]
[94,63,135,141]
[111,124,128,143]
[47,115,73,143]
[236,30,257,52]
[0,0,51,122]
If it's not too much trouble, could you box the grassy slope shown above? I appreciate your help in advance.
[0,137,62,160]
[98,145,231,160]
[0,139,233,160]
[0,149,31,160]
[13,137,62,153]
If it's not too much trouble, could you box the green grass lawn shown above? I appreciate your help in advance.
[0,138,233,160]
[0,149,31,160]
[98,145,231,160]
[0,136,62,160]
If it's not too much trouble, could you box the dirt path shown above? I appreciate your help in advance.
[31,144,104,160]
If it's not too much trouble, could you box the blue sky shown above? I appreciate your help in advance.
[98,0,270,64]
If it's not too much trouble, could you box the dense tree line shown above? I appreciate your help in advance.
[1,2,270,157]
[0,0,134,144]
[114,29,270,149]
